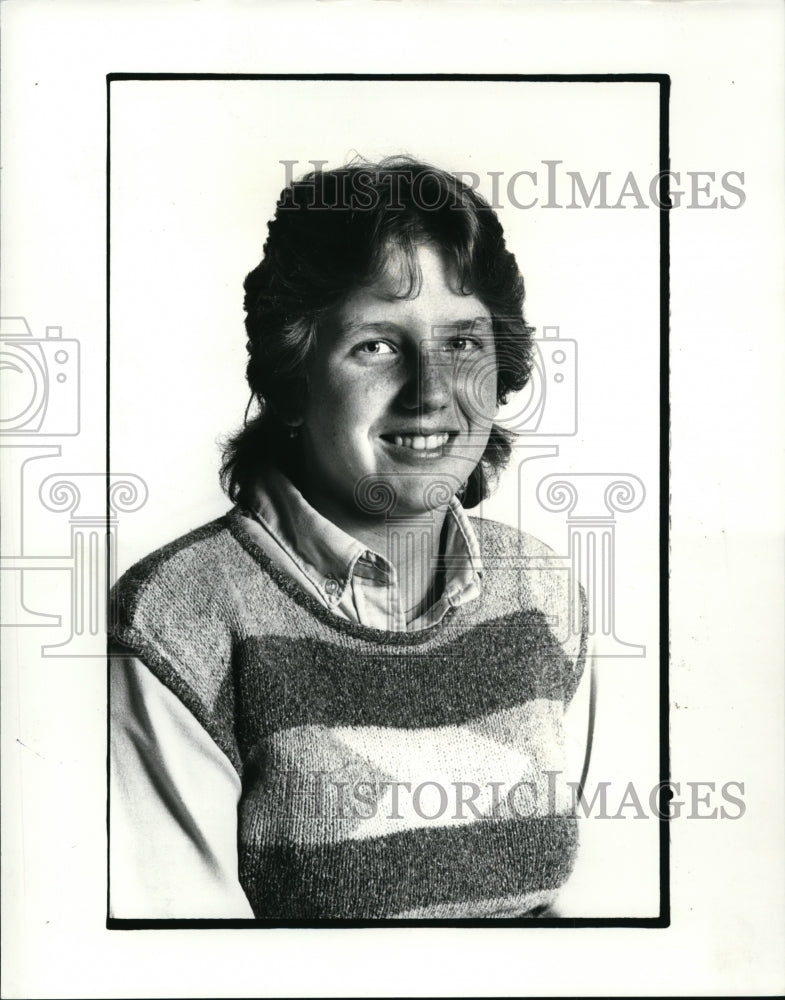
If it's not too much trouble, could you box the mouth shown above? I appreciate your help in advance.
[380,431,456,456]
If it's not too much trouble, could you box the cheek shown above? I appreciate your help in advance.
[304,378,378,447]
[456,358,499,425]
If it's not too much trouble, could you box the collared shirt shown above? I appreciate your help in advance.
[241,464,483,631]
[110,470,592,919]
[111,470,487,918]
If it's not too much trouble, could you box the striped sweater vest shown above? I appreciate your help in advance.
[112,508,588,919]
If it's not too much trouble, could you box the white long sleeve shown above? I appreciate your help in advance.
[109,652,254,919]
[564,644,596,791]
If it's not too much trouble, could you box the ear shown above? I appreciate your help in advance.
[268,398,305,429]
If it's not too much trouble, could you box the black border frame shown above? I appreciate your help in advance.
[106,72,670,930]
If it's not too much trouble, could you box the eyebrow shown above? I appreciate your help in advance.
[340,317,493,339]
[341,321,405,338]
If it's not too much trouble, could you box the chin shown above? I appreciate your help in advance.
[352,467,459,519]
[395,475,460,515]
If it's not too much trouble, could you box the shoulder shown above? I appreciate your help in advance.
[111,516,241,633]
[110,515,251,770]
[468,515,586,664]
[110,516,247,698]
[467,514,558,562]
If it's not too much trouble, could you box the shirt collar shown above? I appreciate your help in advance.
[246,464,483,601]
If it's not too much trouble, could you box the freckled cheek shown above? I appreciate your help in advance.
[338,377,391,427]
[455,361,499,426]
[314,384,384,453]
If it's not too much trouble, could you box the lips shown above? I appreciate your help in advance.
[389,432,451,452]
[380,429,459,453]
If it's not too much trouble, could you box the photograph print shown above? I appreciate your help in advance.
[107,76,663,923]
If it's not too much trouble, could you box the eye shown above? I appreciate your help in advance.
[447,336,482,353]
[355,340,396,356]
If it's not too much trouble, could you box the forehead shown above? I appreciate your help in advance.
[335,243,491,326]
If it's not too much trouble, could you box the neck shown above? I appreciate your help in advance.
[293,483,451,618]
[352,509,452,622]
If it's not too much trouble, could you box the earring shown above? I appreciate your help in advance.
[288,426,300,439]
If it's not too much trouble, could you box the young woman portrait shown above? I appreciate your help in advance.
[109,157,593,921]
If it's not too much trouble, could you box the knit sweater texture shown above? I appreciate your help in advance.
[111,508,588,920]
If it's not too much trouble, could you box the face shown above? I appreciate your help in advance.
[296,243,499,527]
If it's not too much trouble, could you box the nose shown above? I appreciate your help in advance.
[401,349,454,413]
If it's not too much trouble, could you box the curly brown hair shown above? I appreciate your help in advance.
[221,156,534,509]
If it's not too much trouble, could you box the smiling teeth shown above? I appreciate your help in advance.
[392,434,450,451]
